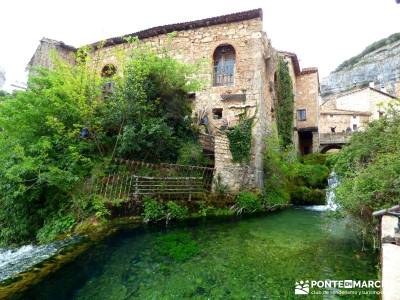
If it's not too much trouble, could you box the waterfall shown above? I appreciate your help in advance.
[0,236,82,283]
[304,171,339,212]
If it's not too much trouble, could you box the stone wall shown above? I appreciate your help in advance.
[28,38,75,70]
[88,17,272,191]
[295,72,319,130]
[319,112,370,134]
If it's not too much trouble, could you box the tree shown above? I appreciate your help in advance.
[275,58,294,148]
[0,44,201,246]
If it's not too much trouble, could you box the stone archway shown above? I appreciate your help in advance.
[320,144,343,154]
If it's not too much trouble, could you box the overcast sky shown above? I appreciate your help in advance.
[1,0,399,90]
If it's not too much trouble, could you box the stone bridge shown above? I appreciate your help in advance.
[319,132,352,153]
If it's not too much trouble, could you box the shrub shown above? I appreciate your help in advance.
[177,141,210,166]
[142,197,165,223]
[36,214,76,244]
[233,191,262,214]
[0,43,202,245]
[165,201,188,223]
[290,187,325,205]
[296,164,330,189]
[263,129,291,207]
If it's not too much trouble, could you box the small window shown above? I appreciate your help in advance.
[101,64,117,78]
[212,108,223,120]
[213,45,235,86]
[297,109,306,121]
[353,124,358,131]
[330,114,333,118]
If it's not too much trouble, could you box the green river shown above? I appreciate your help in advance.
[13,208,378,299]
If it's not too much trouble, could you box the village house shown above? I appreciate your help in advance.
[28,8,320,191]
[319,84,396,152]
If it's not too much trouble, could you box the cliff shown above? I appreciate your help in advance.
[321,33,400,97]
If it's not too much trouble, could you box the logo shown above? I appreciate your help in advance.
[295,280,310,295]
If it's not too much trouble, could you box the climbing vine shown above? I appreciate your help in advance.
[226,113,254,163]
[275,58,294,148]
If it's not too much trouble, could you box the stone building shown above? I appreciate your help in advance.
[279,53,320,155]
[28,9,320,191]
[319,85,396,152]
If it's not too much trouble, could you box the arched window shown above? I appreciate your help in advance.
[101,64,117,96]
[213,45,235,86]
[101,64,117,78]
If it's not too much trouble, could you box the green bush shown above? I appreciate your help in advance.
[177,141,210,166]
[233,191,262,214]
[263,127,330,207]
[333,104,400,243]
[142,197,165,223]
[36,214,76,243]
[263,129,291,207]
[296,164,330,189]
[0,43,202,246]
[290,187,325,206]
[165,201,188,222]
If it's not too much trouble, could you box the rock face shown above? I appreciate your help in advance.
[321,34,400,97]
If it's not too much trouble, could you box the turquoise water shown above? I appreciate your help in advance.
[18,209,378,299]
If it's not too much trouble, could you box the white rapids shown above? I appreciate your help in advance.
[0,237,82,283]
[303,171,339,212]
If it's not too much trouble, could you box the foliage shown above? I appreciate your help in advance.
[335,32,400,72]
[0,54,101,246]
[142,197,165,223]
[165,201,189,223]
[142,198,188,224]
[226,113,253,163]
[263,129,291,207]
[334,104,400,242]
[177,141,210,166]
[232,191,262,214]
[263,127,330,207]
[290,187,325,205]
[0,90,9,98]
[155,232,200,262]
[0,43,201,245]
[275,58,294,148]
[104,44,202,163]
[36,214,76,243]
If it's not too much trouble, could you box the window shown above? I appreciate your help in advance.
[101,64,117,97]
[101,64,117,78]
[297,109,306,121]
[213,45,235,86]
[353,124,358,131]
[212,108,223,119]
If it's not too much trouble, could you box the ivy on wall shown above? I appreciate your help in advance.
[226,113,254,163]
[275,58,294,148]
